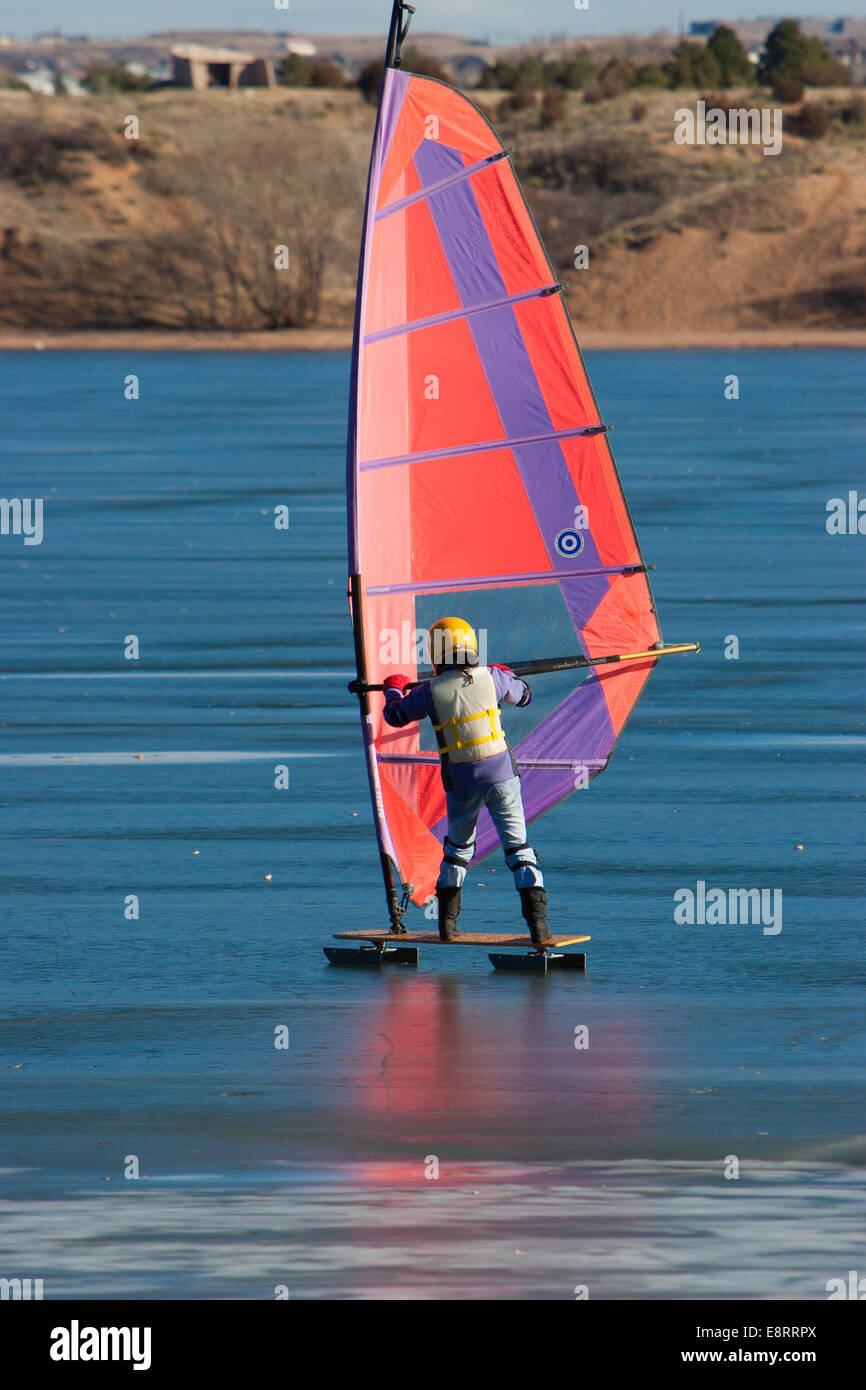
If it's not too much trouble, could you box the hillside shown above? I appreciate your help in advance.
[0,83,864,345]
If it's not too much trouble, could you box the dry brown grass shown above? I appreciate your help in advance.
[0,89,369,330]
[0,83,864,336]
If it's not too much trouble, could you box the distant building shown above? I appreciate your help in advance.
[17,64,57,95]
[689,22,718,37]
[450,54,487,86]
[285,40,317,58]
[171,43,275,90]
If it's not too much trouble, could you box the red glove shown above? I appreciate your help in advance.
[490,663,514,675]
[383,673,410,695]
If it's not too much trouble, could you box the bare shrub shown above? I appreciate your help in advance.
[499,78,538,118]
[699,91,732,111]
[540,86,568,128]
[534,187,669,260]
[800,55,849,87]
[141,120,358,329]
[0,118,126,186]
[309,60,345,89]
[843,94,866,126]
[401,47,450,82]
[524,138,677,199]
[789,102,831,139]
[772,74,805,103]
[599,59,636,97]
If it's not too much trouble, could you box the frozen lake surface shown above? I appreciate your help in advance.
[0,348,863,1298]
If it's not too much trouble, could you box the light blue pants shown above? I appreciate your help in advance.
[437,776,543,891]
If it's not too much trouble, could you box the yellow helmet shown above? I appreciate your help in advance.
[427,616,478,669]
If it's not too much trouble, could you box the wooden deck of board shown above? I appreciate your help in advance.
[333,931,590,948]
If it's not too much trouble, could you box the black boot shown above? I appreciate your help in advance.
[436,885,462,942]
[520,886,552,945]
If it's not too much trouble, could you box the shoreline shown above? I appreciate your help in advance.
[0,327,864,352]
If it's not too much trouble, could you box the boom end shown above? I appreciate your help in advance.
[652,642,701,658]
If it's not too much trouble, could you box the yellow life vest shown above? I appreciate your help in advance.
[430,667,508,764]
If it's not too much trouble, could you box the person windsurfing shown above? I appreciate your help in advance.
[382,617,551,945]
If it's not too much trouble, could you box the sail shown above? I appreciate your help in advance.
[347,62,661,908]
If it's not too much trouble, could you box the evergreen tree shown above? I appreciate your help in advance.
[759,19,808,82]
[514,56,549,91]
[278,54,313,88]
[707,26,754,84]
[635,63,668,88]
[546,50,597,90]
[665,41,720,89]
[759,19,848,86]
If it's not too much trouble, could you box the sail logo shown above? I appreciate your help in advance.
[49,1320,152,1369]
[0,497,43,545]
[674,880,782,935]
[826,491,866,534]
[674,101,782,156]
[556,505,590,558]
[555,529,585,558]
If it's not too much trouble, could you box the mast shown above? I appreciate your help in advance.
[346,2,417,935]
[385,2,416,69]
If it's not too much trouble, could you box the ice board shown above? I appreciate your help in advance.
[332,931,590,948]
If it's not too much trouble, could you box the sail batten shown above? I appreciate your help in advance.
[367,565,648,596]
[348,57,662,908]
[375,150,508,221]
[359,422,607,472]
[363,283,561,345]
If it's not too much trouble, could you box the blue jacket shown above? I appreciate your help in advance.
[383,665,531,793]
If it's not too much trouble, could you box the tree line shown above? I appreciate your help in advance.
[73,21,852,102]
[473,22,849,107]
